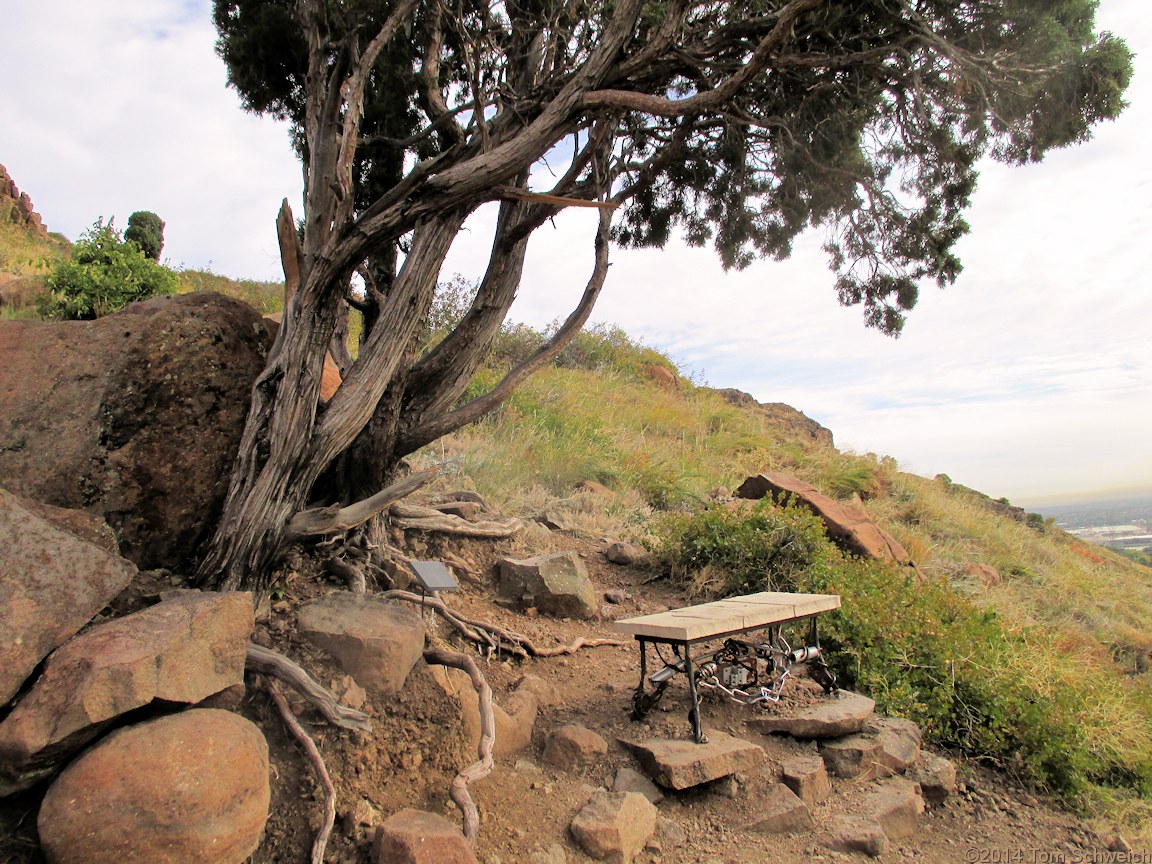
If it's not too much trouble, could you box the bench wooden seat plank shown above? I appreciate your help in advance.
[613,591,840,643]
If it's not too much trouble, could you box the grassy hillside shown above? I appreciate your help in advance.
[5,221,1151,831]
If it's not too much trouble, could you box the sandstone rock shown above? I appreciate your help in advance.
[529,844,568,864]
[864,778,925,841]
[38,709,269,864]
[909,753,957,806]
[0,164,48,237]
[298,591,425,695]
[817,715,922,781]
[965,562,1001,586]
[0,592,252,794]
[819,733,885,781]
[748,690,875,738]
[642,364,679,390]
[0,490,136,705]
[780,755,832,807]
[867,716,922,774]
[822,815,889,857]
[603,588,630,604]
[569,791,657,864]
[612,766,664,804]
[432,668,538,757]
[515,674,560,708]
[0,293,271,568]
[746,783,813,834]
[736,472,912,565]
[575,480,616,499]
[496,552,598,619]
[372,809,479,864]
[605,542,646,566]
[494,690,539,757]
[645,816,687,854]
[622,731,765,790]
[543,724,608,771]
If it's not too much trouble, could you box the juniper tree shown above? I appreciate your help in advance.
[198,0,1131,594]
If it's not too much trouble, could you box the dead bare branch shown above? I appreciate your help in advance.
[245,643,372,732]
[287,467,438,538]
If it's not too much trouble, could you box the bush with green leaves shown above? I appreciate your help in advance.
[37,219,178,320]
[124,210,165,261]
[653,501,1152,798]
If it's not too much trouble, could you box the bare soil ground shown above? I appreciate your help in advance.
[1,523,1143,864]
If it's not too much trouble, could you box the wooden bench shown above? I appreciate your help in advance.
[613,591,841,742]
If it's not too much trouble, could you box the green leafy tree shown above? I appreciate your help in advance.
[124,210,166,261]
[37,218,177,320]
[198,0,1131,594]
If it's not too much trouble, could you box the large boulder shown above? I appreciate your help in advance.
[297,591,426,695]
[496,551,598,619]
[0,490,136,706]
[0,591,253,794]
[0,292,271,569]
[37,709,270,864]
[736,472,913,566]
[748,690,875,738]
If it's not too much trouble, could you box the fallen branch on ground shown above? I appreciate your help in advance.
[246,643,372,732]
[389,501,524,538]
[266,677,336,864]
[422,647,495,844]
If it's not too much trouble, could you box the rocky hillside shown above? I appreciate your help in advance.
[0,201,1149,862]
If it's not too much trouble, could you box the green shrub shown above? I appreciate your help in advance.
[38,219,178,319]
[125,210,165,261]
[652,498,835,595]
[652,501,1152,798]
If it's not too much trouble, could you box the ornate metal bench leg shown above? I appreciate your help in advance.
[683,646,707,744]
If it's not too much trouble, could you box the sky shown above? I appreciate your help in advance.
[1,1,1149,507]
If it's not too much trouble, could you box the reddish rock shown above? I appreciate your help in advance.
[0,164,48,236]
[867,717,922,774]
[515,674,560,708]
[372,809,478,864]
[605,542,646,566]
[298,591,425,695]
[0,592,253,794]
[642,364,679,390]
[822,815,889,857]
[612,766,664,804]
[909,753,957,806]
[0,490,136,705]
[38,709,270,864]
[748,690,875,738]
[746,783,813,834]
[865,778,925,840]
[781,755,832,807]
[819,733,885,781]
[542,724,608,770]
[0,293,271,569]
[569,790,657,864]
[965,562,1001,587]
[622,731,765,790]
[736,472,912,566]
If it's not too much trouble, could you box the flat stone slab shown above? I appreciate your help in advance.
[746,783,812,834]
[621,731,765,790]
[747,690,875,738]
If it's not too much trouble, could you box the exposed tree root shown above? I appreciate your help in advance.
[380,590,629,658]
[389,501,524,537]
[288,468,439,539]
[422,647,495,844]
[266,677,336,864]
[246,643,372,732]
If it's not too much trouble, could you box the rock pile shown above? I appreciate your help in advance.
[0,164,48,237]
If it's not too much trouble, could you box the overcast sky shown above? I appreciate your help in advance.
[2,1,1149,506]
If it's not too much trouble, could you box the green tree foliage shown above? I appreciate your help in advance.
[124,210,165,261]
[198,0,1132,593]
[38,219,178,320]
